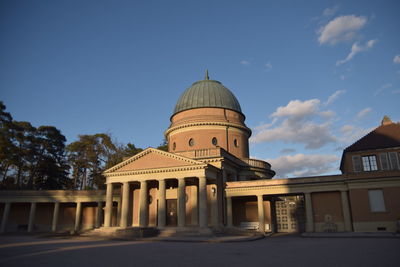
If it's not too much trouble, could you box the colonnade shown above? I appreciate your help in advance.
[225,190,353,233]
[0,201,104,233]
[104,176,209,228]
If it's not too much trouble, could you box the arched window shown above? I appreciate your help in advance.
[189,138,195,147]
[212,137,218,146]
[234,139,239,147]
[172,142,176,150]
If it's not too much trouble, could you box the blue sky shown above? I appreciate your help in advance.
[1,0,399,178]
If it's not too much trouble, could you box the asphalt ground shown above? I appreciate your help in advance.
[0,234,399,267]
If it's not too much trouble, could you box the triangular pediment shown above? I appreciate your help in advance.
[104,148,205,173]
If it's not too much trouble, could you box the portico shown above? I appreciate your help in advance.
[102,148,220,229]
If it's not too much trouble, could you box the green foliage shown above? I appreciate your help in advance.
[0,102,69,189]
[67,134,117,190]
[0,101,159,190]
[157,139,168,152]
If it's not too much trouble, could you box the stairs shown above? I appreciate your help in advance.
[157,227,214,238]
[82,227,159,239]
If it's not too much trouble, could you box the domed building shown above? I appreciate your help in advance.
[1,73,400,236]
[101,71,275,230]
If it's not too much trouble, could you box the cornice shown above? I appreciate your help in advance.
[104,164,208,177]
[164,121,252,136]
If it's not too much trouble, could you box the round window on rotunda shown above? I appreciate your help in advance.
[212,137,218,146]
[234,139,239,147]
[189,138,195,147]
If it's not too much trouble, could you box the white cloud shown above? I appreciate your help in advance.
[265,62,272,71]
[319,110,336,119]
[267,154,339,178]
[340,125,355,134]
[374,83,392,96]
[339,125,372,144]
[318,15,367,45]
[325,89,345,105]
[251,99,336,149]
[392,89,400,94]
[322,6,339,17]
[393,55,400,64]
[251,120,336,149]
[240,60,250,65]
[280,148,296,154]
[336,39,377,66]
[356,107,372,119]
[271,99,320,120]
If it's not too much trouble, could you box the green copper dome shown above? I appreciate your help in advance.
[173,71,242,115]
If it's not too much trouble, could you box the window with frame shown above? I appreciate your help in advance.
[362,155,378,171]
[352,155,362,172]
[368,189,386,212]
[388,152,399,170]
[379,152,399,170]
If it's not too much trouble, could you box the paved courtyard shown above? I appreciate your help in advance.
[0,234,399,267]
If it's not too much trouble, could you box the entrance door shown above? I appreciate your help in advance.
[166,199,177,226]
[276,196,305,233]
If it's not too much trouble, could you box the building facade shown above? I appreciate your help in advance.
[1,74,400,234]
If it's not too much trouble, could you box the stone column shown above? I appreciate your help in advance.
[104,183,113,227]
[28,202,37,233]
[222,168,228,183]
[305,193,314,232]
[0,202,11,233]
[177,178,186,228]
[139,180,148,227]
[211,185,218,227]
[74,202,82,232]
[341,190,353,232]
[270,199,277,233]
[198,176,208,228]
[120,182,130,228]
[117,199,121,226]
[191,185,198,225]
[257,195,265,233]
[226,197,233,227]
[157,179,166,228]
[51,202,60,232]
[96,201,103,228]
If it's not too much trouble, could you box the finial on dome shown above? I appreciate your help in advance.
[205,69,209,80]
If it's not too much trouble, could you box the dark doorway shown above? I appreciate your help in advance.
[166,199,177,226]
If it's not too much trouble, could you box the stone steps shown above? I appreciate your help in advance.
[157,227,214,238]
[81,227,159,239]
